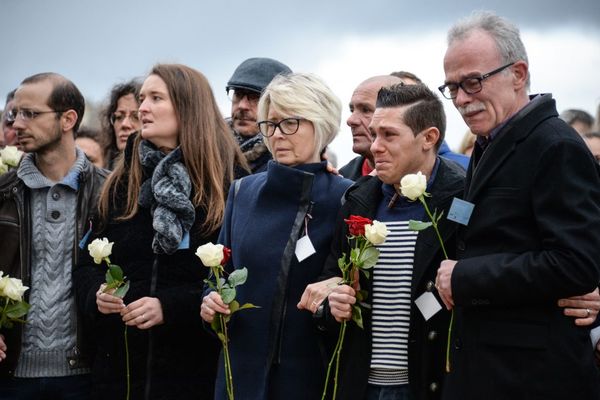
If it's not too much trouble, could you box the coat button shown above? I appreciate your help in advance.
[426,281,435,292]
[52,192,60,200]
[51,210,60,219]
[430,382,439,392]
[427,330,437,341]
[69,359,76,366]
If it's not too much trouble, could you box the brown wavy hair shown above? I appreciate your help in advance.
[98,64,248,235]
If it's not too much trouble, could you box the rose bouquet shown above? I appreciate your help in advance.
[0,271,30,329]
[87,238,131,399]
[399,171,452,372]
[196,242,258,400]
[0,146,24,176]
[322,215,389,400]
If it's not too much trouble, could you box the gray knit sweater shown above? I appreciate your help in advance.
[15,150,90,377]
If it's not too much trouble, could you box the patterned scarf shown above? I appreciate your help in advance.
[138,140,195,254]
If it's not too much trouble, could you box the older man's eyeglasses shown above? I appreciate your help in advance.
[6,108,67,123]
[226,88,260,104]
[257,117,306,137]
[438,62,515,100]
[110,111,140,125]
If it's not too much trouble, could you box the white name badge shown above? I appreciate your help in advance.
[295,235,316,262]
[415,291,442,321]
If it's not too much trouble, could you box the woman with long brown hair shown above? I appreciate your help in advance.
[74,63,248,400]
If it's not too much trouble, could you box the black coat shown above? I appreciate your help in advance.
[444,94,600,400]
[319,158,465,400]
[74,142,221,400]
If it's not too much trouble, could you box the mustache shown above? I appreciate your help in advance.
[458,102,486,116]
[232,111,256,122]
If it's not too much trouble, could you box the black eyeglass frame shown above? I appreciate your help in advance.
[438,62,515,100]
[257,117,307,138]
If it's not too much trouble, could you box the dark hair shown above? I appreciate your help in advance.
[389,71,423,84]
[20,72,85,133]
[76,126,109,167]
[584,132,600,140]
[100,79,141,155]
[5,89,16,105]
[560,109,594,128]
[376,83,446,150]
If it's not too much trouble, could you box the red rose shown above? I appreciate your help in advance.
[221,246,232,266]
[344,215,373,236]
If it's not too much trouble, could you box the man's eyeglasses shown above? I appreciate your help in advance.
[257,117,306,137]
[226,88,260,104]
[438,62,515,100]
[6,108,67,123]
[110,111,140,125]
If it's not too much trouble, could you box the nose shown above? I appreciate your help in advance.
[347,111,359,127]
[237,95,252,110]
[11,116,25,131]
[370,134,383,155]
[453,87,472,107]
[138,99,150,114]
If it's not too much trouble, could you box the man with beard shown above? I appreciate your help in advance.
[0,73,106,399]
[226,57,291,173]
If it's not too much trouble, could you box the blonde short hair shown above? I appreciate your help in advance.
[257,72,341,161]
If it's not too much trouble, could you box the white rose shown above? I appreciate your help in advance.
[364,220,389,245]
[195,242,225,267]
[88,238,114,264]
[0,276,29,302]
[0,158,8,175]
[0,146,24,167]
[400,171,427,201]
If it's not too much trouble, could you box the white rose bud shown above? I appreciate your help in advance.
[0,158,8,175]
[88,238,114,264]
[0,146,24,167]
[0,276,29,302]
[365,220,389,245]
[400,171,427,201]
[196,242,225,267]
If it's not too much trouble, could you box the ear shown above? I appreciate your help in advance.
[421,126,440,151]
[60,109,78,133]
[511,60,528,91]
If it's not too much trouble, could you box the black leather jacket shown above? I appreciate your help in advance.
[0,159,107,377]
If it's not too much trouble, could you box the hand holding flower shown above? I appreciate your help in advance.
[121,297,164,330]
[201,291,231,323]
[96,283,125,314]
[436,260,456,310]
[327,285,357,323]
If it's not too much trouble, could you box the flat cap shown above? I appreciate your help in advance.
[226,57,292,94]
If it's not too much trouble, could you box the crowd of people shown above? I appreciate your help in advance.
[1,10,600,400]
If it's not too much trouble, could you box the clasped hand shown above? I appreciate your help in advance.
[96,283,164,329]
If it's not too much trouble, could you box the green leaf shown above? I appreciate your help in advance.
[6,301,30,319]
[436,210,445,223]
[228,267,248,287]
[229,300,240,314]
[238,302,260,310]
[338,255,348,272]
[359,247,380,269]
[361,269,370,279]
[221,287,236,304]
[210,318,221,334]
[113,281,130,298]
[217,332,226,343]
[356,289,368,302]
[105,269,115,285]
[108,265,124,281]
[408,220,433,231]
[352,305,363,329]
[350,247,360,265]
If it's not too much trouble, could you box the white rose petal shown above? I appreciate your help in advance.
[0,275,29,302]
[365,220,389,245]
[88,238,114,264]
[195,242,225,267]
[0,146,24,167]
[400,171,427,201]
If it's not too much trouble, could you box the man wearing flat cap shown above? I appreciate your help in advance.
[226,57,291,173]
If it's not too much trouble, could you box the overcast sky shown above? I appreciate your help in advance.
[2,0,599,166]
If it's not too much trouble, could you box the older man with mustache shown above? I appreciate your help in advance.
[226,57,291,173]
[435,11,600,400]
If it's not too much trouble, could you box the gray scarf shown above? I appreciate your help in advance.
[138,140,195,254]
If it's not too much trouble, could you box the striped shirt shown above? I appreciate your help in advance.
[368,220,418,385]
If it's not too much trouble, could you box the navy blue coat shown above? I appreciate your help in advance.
[215,161,353,400]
